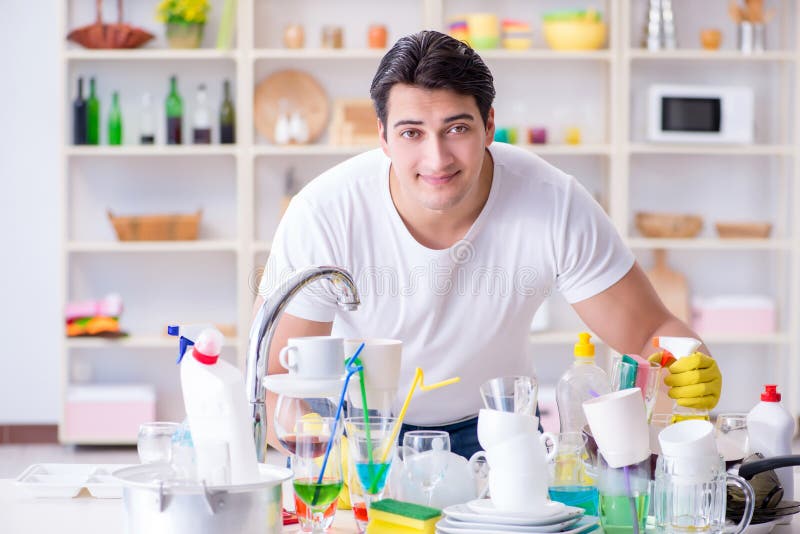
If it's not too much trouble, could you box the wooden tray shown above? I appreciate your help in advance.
[329,98,379,146]
[108,210,201,241]
[635,212,703,238]
[254,70,329,144]
[715,221,772,239]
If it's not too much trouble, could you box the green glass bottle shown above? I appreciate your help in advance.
[166,75,183,144]
[108,91,123,145]
[86,77,100,145]
[219,79,235,144]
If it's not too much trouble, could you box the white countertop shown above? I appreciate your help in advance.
[1,478,796,534]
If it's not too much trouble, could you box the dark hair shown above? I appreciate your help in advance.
[370,30,495,135]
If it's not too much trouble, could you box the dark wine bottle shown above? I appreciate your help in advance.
[86,77,100,145]
[219,79,235,144]
[166,75,183,145]
[73,77,87,145]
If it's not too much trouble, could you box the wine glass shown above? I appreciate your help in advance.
[291,417,343,533]
[402,430,450,506]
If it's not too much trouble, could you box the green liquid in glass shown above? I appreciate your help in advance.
[600,493,649,534]
[293,478,343,508]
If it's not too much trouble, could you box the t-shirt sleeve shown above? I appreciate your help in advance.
[257,196,339,322]
[554,177,635,304]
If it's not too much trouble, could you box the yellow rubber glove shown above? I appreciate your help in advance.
[648,351,722,410]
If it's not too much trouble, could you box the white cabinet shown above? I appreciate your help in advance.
[59,0,798,443]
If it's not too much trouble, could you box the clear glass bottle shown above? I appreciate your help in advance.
[556,332,611,434]
[139,92,155,145]
[192,84,211,144]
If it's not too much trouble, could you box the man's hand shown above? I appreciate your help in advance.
[648,352,722,410]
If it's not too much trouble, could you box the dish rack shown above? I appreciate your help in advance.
[15,463,132,498]
[107,210,202,241]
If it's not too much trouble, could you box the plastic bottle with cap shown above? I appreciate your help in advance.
[747,384,795,502]
[177,326,259,485]
[556,332,611,434]
[652,336,707,423]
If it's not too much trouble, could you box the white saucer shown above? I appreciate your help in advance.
[443,502,582,527]
[436,515,598,534]
[263,374,348,397]
[467,498,566,519]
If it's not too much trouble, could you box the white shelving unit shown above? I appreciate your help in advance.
[58,0,799,443]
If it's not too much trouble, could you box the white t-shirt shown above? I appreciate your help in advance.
[260,143,634,425]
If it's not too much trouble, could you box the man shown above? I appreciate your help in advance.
[256,31,721,458]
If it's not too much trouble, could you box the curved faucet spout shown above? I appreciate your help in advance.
[246,266,360,462]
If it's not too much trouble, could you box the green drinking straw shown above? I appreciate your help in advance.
[353,357,374,466]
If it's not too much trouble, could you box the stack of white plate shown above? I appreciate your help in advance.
[437,499,600,534]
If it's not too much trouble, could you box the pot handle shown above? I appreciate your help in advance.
[724,473,755,534]
[738,454,800,480]
[201,482,227,515]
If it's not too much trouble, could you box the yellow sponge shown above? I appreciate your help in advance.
[366,499,441,533]
[366,518,436,534]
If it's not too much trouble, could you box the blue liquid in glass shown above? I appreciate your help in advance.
[355,462,391,493]
[548,485,599,516]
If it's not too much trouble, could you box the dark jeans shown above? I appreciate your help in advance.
[399,404,543,460]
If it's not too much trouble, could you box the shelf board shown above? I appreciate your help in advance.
[627,238,792,251]
[67,336,239,349]
[66,145,238,157]
[522,144,612,156]
[628,143,793,156]
[479,49,613,61]
[59,436,138,446]
[628,49,795,62]
[253,145,377,156]
[65,48,238,61]
[253,241,272,254]
[253,48,384,60]
[67,241,238,253]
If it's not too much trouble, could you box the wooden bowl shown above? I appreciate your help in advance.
[108,210,201,241]
[715,221,772,239]
[635,212,703,238]
[253,70,329,144]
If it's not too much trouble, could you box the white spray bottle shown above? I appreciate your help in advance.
[652,336,707,423]
[174,326,260,485]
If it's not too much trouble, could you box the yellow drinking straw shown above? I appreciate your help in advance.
[368,367,460,493]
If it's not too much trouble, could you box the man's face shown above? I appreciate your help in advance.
[378,84,495,212]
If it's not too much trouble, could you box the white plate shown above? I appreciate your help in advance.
[263,373,347,397]
[436,515,599,534]
[436,515,584,533]
[467,498,566,519]
[444,502,583,527]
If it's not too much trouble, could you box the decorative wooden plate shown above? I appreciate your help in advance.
[254,69,329,144]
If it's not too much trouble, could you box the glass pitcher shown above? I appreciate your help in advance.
[654,453,755,533]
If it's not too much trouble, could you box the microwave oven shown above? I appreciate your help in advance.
[647,84,754,144]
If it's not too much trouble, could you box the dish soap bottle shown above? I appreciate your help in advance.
[747,384,795,501]
[556,332,611,434]
[177,326,260,485]
[652,336,706,423]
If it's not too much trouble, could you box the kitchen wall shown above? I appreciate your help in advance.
[0,0,61,423]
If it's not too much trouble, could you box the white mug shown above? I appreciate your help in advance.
[489,469,550,512]
[278,336,344,379]
[477,408,539,451]
[344,338,402,413]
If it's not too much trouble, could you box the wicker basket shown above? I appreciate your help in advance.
[715,221,772,239]
[635,212,703,238]
[108,210,201,241]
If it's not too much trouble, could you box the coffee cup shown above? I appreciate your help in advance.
[477,408,539,451]
[490,470,550,512]
[658,419,717,458]
[278,336,344,379]
[582,388,650,468]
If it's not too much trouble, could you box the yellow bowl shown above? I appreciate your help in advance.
[543,20,607,51]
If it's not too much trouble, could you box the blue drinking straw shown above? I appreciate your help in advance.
[314,343,365,493]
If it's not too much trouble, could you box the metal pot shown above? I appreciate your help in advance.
[114,463,291,534]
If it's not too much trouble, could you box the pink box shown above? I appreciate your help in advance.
[64,385,156,443]
[692,296,776,335]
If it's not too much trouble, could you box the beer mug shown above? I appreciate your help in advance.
[654,453,754,533]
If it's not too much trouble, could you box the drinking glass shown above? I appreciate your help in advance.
[714,413,749,463]
[137,422,180,464]
[547,432,599,515]
[291,417,343,533]
[344,417,397,504]
[597,452,651,534]
[402,430,450,506]
[479,375,537,415]
[611,356,662,422]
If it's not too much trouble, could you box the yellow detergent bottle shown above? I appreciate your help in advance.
[652,336,707,423]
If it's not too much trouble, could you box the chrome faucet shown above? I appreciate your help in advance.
[245,266,360,462]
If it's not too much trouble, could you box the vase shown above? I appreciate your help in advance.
[166,22,204,49]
